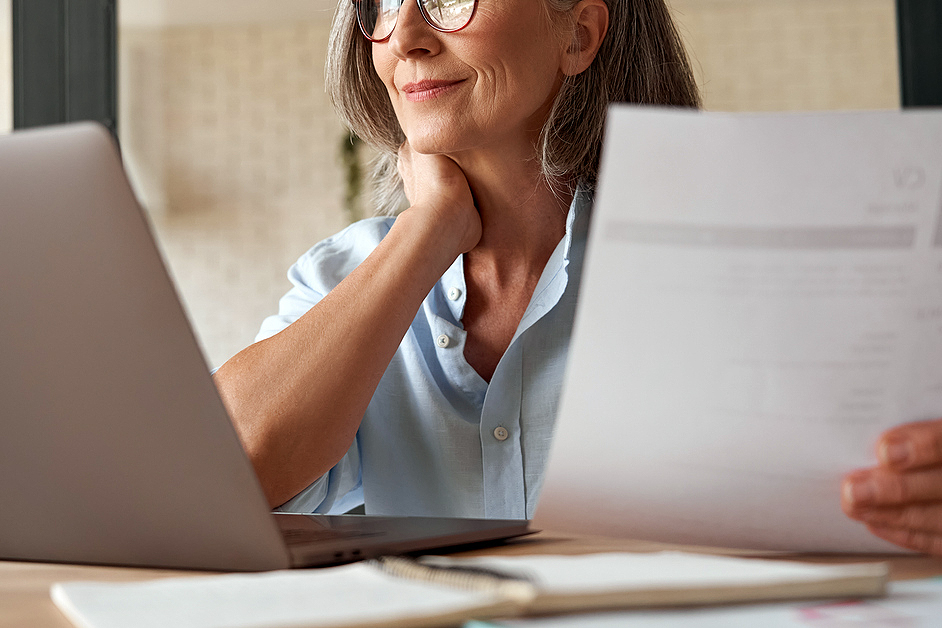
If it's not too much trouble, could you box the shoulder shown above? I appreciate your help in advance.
[289,216,396,293]
[254,216,397,342]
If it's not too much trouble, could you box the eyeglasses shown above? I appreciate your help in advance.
[354,0,478,43]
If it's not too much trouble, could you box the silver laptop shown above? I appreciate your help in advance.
[0,123,529,571]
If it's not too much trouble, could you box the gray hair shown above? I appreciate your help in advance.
[326,0,701,214]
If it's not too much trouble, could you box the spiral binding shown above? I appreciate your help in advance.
[370,556,538,603]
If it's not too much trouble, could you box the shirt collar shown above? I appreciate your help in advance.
[437,187,591,325]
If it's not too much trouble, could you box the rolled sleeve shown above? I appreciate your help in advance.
[255,263,327,342]
[256,217,395,342]
[273,439,363,514]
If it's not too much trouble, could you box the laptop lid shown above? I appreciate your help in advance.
[0,123,292,571]
[0,123,529,571]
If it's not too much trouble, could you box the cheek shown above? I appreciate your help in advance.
[474,47,563,116]
[371,45,394,90]
[468,19,565,97]
[371,48,407,123]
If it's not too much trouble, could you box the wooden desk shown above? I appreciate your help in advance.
[4,533,942,628]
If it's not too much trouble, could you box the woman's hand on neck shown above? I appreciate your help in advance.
[400,131,574,285]
[397,141,482,257]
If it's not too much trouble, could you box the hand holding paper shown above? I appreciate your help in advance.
[843,417,942,554]
[535,107,942,554]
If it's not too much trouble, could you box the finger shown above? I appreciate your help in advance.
[842,467,942,510]
[845,502,942,536]
[877,418,942,471]
[865,524,942,556]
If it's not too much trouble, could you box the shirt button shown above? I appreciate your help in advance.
[493,426,509,442]
[436,334,452,348]
[448,287,462,301]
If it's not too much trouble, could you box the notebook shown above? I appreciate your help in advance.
[49,552,888,628]
[0,122,529,572]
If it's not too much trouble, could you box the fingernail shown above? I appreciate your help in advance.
[846,479,876,506]
[881,440,911,467]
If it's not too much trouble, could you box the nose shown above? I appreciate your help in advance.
[386,0,441,59]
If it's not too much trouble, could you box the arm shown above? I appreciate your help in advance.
[842,418,942,555]
[214,150,480,508]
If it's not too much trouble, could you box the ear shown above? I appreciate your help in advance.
[561,0,609,77]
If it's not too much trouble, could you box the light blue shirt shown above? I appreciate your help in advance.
[257,190,590,520]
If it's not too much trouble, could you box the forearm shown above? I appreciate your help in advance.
[214,209,464,507]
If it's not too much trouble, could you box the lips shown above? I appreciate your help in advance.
[401,79,465,102]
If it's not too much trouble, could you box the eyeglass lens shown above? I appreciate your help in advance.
[357,0,476,42]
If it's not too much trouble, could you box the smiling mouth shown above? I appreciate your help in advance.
[401,80,464,102]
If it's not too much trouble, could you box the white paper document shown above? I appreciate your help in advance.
[535,107,942,552]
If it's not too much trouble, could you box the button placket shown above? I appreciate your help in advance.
[440,255,467,322]
[479,344,527,519]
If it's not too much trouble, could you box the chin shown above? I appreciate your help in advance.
[404,123,473,156]
[407,137,458,156]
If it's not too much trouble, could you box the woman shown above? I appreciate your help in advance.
[214,0,697,520]
[214,0,942,555]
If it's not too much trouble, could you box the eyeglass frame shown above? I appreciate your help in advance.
[353,0,480,43]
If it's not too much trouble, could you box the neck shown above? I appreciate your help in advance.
[449,143,573,281]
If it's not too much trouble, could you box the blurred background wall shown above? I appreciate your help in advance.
[672,0,899,112]
[118,1,351,368]
[2,0,902,368]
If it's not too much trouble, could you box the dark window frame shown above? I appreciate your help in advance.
[11,0,117,133]
[897,0,942,107]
